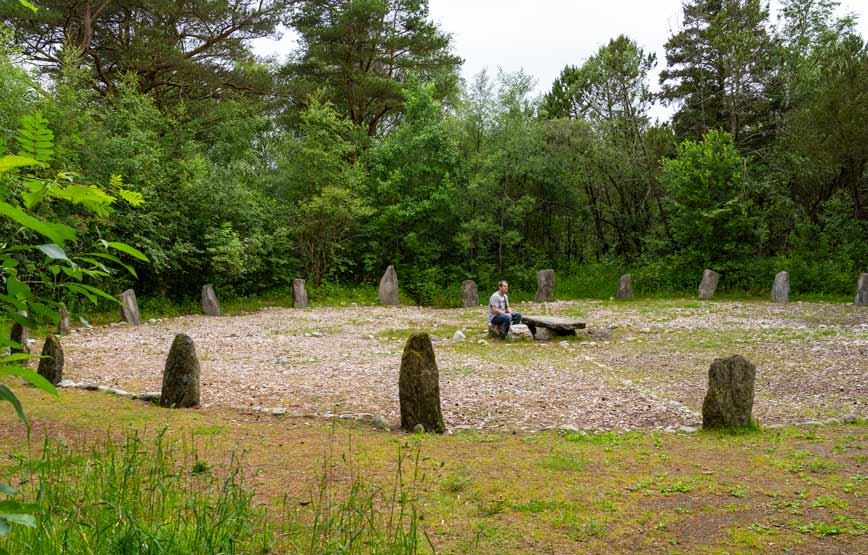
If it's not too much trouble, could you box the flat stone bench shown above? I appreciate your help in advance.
[521,315,586,340]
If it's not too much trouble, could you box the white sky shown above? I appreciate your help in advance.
[252,0,868,122]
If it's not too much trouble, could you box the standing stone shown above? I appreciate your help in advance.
[771,271,789,303]
[702,355,756,429]
[535,269,556,302]
[698,269,720,299]
[460,280,478,308]
[118,289,141,325]
[36,335,64,385]
[399,333,444,434]
[854,273,868,306]
[58,304,71,335]
[160,334,201,408]
[10,310,29,355]
[292,278,308,308]
[201,284,221,316]
[616,274,633,300]
[378,265,399,305]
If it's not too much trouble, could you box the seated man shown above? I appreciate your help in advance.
[488,280,522,338]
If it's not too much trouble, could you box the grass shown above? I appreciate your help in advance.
[1,425,432,554]
[1,390,866,553]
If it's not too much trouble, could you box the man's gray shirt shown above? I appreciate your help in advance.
[488,292,508,321]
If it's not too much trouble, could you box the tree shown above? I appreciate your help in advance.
[1,0,287,108]
[285,0,462,137]
[662,130,761,263]
[542,36,670,258]
[660,0,776,150]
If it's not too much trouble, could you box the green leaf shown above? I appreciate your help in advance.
[0,354,36,364]
[0,518,9,537]
[0,514,35,528]
[17,0,39,13]
[0,384,28,430]
[69,283,122,305]
[0,485,17,495]
[0,367,57,396]
[0,500,38,514]
[0,155,39,173]
[118,188,145,206]
[36,243,69,261]
[0,201,76,245]
[61,283,96,304]
[84,252,137,278]
[106,241,149,262]
[5,275,30,300]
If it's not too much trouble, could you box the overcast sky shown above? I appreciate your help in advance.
[252,0,868,122]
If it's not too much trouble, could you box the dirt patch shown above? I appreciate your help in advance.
[46,299,868,431]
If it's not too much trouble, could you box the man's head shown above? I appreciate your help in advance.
[498,280,508,294]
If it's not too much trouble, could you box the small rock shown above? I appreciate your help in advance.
[372,415,390,430]
[147,319,157,324]
[413,423,425,434]
[311,332,323,337]
[843,414,858,424]
[802,420,823,426]
[272,408,287,416]
[451,330,466,342]
[640,327,651,334]
[678,426,698,433]
[57,379,77,388]
[477,339,487,345]
[559,341,569,348]
[558,424,579,433]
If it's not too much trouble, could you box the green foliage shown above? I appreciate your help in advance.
[287,0,462,136]
[662,130,761,264]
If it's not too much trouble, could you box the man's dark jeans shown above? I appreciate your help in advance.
[491,312,522,336]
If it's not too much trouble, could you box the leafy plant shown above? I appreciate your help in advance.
[0,112,147,538]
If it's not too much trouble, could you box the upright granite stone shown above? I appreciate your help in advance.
[698,269,720,299]
[616,274,633,300]
[160,334,201,408]
[399,333,444,434]
[378,265,399,305]
[58,304,71,335]
[854,273,868,306]
[10,311,29,355]
[292,278,308,308]
[535,269,556,302]
[702,355,756,429]
[36,335,64,385]
[202,284,221,316]
[118,289,141,325]
[771,271,789,303]
[460,280,478,307]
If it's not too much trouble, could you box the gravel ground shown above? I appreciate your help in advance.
[52,299,868,432]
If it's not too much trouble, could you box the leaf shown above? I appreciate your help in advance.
[0,485,17,495]
[0,155,39,174]
[83,252,137,278]
[61,283,96,304]
[106,241,149,262]
[17,0,39,13]
[0,514,35,528]
[0,367,57,396]
[0,201,76,245]
[36,243,69,261]
[69,283,122,305]
[0,354,36,364]
[0,518,8,537]
[5,275,30,300]
[0,500,38,514]
[0,384,28,430]
[118,188,145,206]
